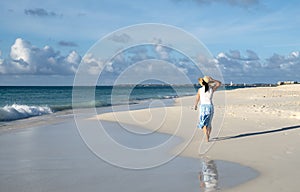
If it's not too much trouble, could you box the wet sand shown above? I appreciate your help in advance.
[96,84,300,191]
[0,115,257,192]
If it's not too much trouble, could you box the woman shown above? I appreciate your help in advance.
[194,76,221,142]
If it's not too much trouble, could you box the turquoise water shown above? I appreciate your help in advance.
[0,85,247,121]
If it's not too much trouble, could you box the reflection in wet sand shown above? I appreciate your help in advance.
[199,159,219,192]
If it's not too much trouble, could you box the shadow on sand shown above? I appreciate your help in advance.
[212,125,300,141]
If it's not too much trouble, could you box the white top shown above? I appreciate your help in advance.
[200,86,213,104]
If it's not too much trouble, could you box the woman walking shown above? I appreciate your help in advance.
[194,76,221,142]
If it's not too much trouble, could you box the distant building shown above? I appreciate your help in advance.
[277,81,298,85]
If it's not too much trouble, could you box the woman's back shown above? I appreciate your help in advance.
[200,86,213,105]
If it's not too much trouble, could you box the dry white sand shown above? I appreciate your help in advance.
[95,84,300,192]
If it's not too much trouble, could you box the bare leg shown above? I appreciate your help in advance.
[203,126,209,142]
[207,127,212,141]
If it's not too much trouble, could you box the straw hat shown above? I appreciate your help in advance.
[203,76,210,83]
[198,76,211,85]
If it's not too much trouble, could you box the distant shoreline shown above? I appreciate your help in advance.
[0,82,295,87]
[0,83,297,122]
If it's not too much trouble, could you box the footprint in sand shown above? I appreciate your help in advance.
[285,147,294,155]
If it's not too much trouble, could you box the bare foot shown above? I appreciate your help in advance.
[203,126,209,142]
[206,134,210,142]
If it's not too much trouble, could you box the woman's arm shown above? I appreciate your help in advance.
[209,77,221,92]
[194,89,200,110]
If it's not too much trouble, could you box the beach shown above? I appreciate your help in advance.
[0,84,300,191]
[96,84,300,191]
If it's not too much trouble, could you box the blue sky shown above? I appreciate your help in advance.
[0,0,300,85]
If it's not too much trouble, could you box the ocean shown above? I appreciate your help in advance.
[0,85,246,122]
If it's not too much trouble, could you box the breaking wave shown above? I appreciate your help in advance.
[0,104,53,121]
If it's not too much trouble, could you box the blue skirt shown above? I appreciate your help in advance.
[197,104,214,129]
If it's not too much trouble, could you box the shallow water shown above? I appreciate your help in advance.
[0,112,258,192]
[0,85,195,121]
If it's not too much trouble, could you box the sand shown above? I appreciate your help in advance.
[95,84,300,192]
[0,106,257,192]
[0,84,299,191]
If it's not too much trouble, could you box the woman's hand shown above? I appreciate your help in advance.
[207,76,213,83]
[194,105,198,110]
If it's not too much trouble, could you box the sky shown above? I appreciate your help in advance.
[0,0,300,85]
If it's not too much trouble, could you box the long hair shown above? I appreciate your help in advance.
[202,80,209,92]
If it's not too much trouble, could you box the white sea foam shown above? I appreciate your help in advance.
[0,104,52,121]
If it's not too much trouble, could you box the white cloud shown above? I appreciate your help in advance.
[0,55,6,74]
[228,50,241,59]
[216,50,300,83]
[285,52,300,75]
[108,33,132,43]
[81,53,107,75]
[266,52,300,71]
[246,50,259,60]
[155,44,169,60]
[24,8,61,17]
[66,50,81,65]
[58,41,78,47]
[1,38,81,75]
[1,38,299,84]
